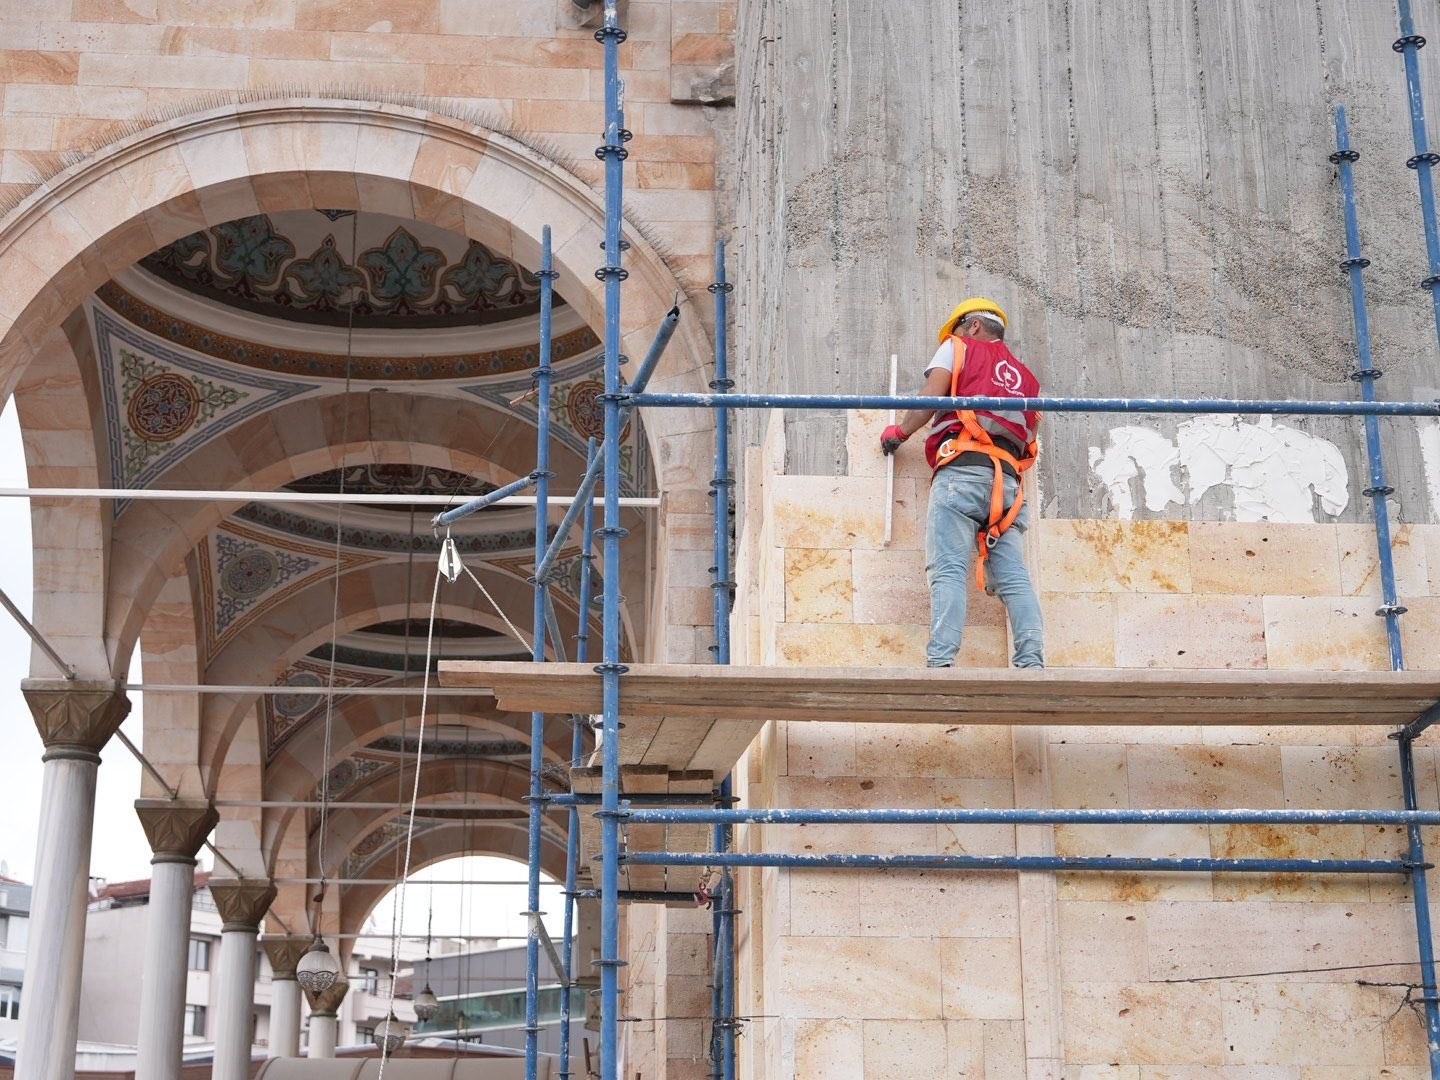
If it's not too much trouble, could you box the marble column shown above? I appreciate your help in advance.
[15,680,129,1080]
[303,980,348,1059]
[208,881,276,1080]
[261,939,308,1059]
[133,800,218,1080]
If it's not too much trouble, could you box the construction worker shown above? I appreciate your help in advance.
[880,298,1044,669]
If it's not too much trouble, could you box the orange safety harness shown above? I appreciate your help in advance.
[930,336,1039,590]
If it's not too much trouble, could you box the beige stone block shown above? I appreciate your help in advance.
[1263,596,1389,671]
[771,475,923,550]
[158,0,296,27]
[1399,596,1440,670]
[80,52,248,89]
[854,723,1013,780]
[938,936,1022,1020]
[1058,902,1148,983]
[784,721,856,778]
[1339,522,1429,598]
[773,935,943,1020]
[1209,822,1368,902]
[774,622,927,669]
[858,1019,949,1076]
[945,1020,986,1076]
[791,1017,864,1079]
[787,869,861,937]
[982,1019,1025,1079]
[1128,744,1284,808]
[859,872,1018,940]
[1043,592,1117,668]
[1068,1068,1142,1080]
[1220,983,1387,1066]
[1062,982,1224,1066]
[1280,745,1425,810]
[1189,522,1341,595]
[3,83,148,118]
[785,548,853,623]
[936,779,1016,856]
[1051,744,1129,809]
[0,50,79,84]
[1039,520,1191,594]
[73,0,159,21]
[1143,901,1415,984]
[1139,1070,1297,1079]
[1055,823,1212,902]
[1115,594,1266,669]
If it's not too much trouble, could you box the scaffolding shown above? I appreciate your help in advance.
[418,1,1440,1078]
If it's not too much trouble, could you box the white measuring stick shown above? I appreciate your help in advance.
[884,353,898,545]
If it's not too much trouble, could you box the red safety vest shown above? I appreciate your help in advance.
[923,336,1041,589]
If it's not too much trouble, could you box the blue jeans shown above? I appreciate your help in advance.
[925,463,1044,668]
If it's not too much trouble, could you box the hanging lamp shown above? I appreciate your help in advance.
[295,936,342,993]
[413,882,439,1021]
[373,1010,409,1053]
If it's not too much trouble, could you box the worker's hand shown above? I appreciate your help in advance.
[880,424,909,455]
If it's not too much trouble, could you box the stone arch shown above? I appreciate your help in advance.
[336,825,569,941]
[0,98,712,679]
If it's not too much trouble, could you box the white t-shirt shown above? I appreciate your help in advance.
[924,339,959,375]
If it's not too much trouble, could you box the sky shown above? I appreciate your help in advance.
[0,402,551,941]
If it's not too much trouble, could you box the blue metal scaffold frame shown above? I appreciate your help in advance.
[425,4,1440,1079]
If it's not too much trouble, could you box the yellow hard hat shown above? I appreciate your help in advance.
[938,297,1009,343]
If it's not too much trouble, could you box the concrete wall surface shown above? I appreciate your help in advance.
[732,0,1440,530]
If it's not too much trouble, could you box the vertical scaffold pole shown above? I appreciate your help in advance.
[595,3,630,1077]
[559,438,597,1080]
[707,239,738,1080]
[1395,0,1440,345]
[1333,107,1407,667]
[1336,104,1440,1075]
[524,225,557,1080]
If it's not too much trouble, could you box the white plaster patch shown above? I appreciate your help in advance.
[1089,416,1349,522]
[1416,418,1440,523]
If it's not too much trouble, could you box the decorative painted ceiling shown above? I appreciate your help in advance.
[89,293,645,500]
[139,210,547,329]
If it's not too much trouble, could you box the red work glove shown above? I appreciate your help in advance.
[880,424,909,455]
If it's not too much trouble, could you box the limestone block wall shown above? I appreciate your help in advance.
[726,411,1440,1078]
[0,1,732,287]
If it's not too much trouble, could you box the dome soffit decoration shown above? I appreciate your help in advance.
[139,209,553,330]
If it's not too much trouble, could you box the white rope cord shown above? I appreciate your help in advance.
[460,558,534,651]
[312,212,360,928]
[378,563,443,1078]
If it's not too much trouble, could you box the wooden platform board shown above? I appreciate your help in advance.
[439,661,1440,774]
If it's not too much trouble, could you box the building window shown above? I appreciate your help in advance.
[0,985,19,1021]
[184,1005,206,1037]
[356,1024,376,1043]
[0,915,7,949]
[361,967,379,994]
[188,937,211,971]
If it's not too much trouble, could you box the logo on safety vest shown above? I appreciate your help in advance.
[992,358,1024,394]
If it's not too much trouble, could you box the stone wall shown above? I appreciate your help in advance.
[0,0,732,290]
[726,410,1440,1077]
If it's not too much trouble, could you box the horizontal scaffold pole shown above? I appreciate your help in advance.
[626,392,1440,417]
[0,487,658,508]
[622,852,1413,874]
[624,806,1440,826]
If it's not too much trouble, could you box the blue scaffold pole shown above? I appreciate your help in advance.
[625,805,1440,826]
[706,239,738,1080]
[595,3,629,1077]
[1395,0,1440,347]
[558,439,596,1080]
[625,851,1411,874]
[523,225,557,1080]
[1334,107,1407,669]
[627,391,1440,418]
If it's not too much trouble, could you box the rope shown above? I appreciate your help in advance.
[377,564,443,1078]
[459,557,534,650]
[312,211,360,927]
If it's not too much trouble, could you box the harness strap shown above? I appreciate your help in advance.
[931,336,1038,590]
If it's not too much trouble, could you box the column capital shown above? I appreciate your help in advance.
[304,978,349,1016]
[207,879,276,932]
[23,679,129,761]
[135,799,217,863]
[262,938,309,981]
